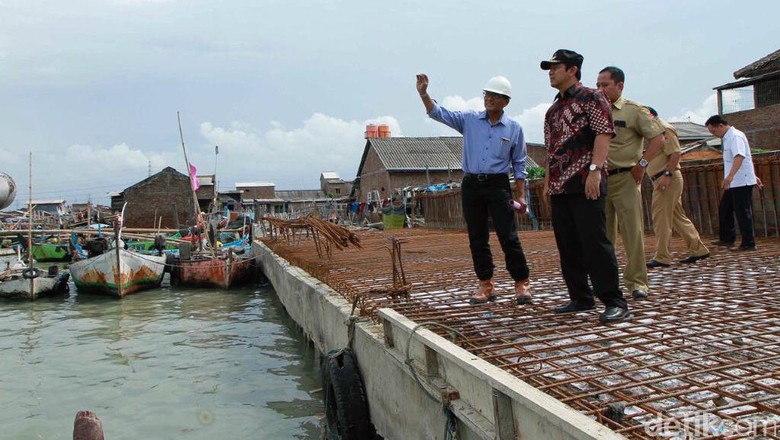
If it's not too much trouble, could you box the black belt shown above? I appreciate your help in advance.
[607,167,633,176]
[463,173,507,182]
[651,170,678,181]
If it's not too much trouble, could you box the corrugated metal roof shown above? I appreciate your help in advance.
[681,137,721,155]
[368,136,539,171]
[669,121,711,141]
[275,189,327,200]
[235,182,275,188]
[734,49,780,79]
[370,137,463,171]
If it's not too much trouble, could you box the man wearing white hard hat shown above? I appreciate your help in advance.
[416,73,532,306]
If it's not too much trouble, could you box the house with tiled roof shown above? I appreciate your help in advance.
[713,48,780,150]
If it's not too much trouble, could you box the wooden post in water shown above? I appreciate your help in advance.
[73,410,105,440]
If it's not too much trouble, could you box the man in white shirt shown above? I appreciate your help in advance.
[705,115,758,251]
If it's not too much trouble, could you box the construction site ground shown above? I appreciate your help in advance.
[261,227,780,439]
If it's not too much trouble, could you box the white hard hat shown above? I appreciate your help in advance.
[483,76,512,99]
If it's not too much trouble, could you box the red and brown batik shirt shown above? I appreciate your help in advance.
[544,82,614,195]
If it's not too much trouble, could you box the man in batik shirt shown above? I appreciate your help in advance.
[541,49,630,323]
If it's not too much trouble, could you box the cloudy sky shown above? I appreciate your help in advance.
[1,0,777,207]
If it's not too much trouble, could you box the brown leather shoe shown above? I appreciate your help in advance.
[469,279,496,304]
[514,279,532,305]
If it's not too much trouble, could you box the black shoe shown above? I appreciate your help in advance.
[515,296,533,305]
[599,306,632,323]
[631,289,648,300]
[730,245,757,252]
[469,295,496,304]
[710,240,734,247]
[680,253,710,264]
[646,259,670,268]
[553,301,595,314]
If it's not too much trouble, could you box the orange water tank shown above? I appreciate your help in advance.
[378,124,391,138]
[365,124,379,138]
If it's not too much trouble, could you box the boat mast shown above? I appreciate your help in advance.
[213,145,219,214]
[177,112,213,256]
[27,152,34,300]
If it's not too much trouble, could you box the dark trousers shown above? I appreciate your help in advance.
[461,175,529,281]
[718,185,756,247]
[551,193,626,309]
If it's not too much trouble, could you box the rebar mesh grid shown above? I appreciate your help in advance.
[262,228,780,439]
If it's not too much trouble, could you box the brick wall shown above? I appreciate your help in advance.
[725,103,780,150]
[236,186,275,199]
[357,149,389,202]
[358,149,464,202]
[122,170,194,228]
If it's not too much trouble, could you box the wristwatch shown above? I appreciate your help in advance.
[589,163,602,172]
[638,158,649,168]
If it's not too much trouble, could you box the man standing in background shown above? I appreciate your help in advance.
[596,66,665,300]
[706,115,759,251]
[644,107,709,268]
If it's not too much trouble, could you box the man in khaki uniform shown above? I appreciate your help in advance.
[644,107,709,267]
[596,66,664,300]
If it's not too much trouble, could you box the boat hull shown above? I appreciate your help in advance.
[173,250,254,289]
[69,248,166,298]
[0,274,70,300]
[31,243,72,263]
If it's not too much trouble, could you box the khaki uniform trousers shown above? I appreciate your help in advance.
[651,170,709,263]
[606,172,648,292]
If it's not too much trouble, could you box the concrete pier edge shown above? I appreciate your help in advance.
[254,240,628,440]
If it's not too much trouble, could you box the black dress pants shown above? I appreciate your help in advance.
[461,175,529,282]
[718,185,756,248]
[550,193,626,309]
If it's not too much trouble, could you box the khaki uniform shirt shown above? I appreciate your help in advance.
[646,119,682,177]
[607,96,665,170]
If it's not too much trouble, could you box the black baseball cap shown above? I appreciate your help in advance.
[540,49,584,70]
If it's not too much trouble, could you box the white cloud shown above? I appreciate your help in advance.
[199,113,401,190]
[440,95,484,112]
[7,142,175,207]
[512,102,550,144]
[670,93,718,124]
[112,0,175,4]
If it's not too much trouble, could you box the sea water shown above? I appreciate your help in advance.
[0,282,323,439]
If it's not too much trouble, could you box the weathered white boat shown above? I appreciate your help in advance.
[0,268,70,300]
[69,246,166,298]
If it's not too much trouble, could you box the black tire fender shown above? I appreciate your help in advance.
[320,348,374,440]
[22,267,41,279]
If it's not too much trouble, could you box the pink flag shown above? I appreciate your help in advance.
[189,163,200,191]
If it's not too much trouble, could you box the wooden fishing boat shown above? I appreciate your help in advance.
[31,240,72,262]
[0,267,70,300]
[171,242,254,289]
[69,245,166,298]
[125,236,178,254]
[0,247,19,268]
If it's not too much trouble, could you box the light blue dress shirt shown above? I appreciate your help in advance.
[428,103,527,180]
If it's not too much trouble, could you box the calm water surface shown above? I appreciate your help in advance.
[0,281,324,439]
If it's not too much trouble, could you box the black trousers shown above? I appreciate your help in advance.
[550,193,626,309]
[461,175,529,282]
[718,185,756,247]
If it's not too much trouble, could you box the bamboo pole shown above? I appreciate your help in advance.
[27,152,34,301]
[177,112,216,258]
